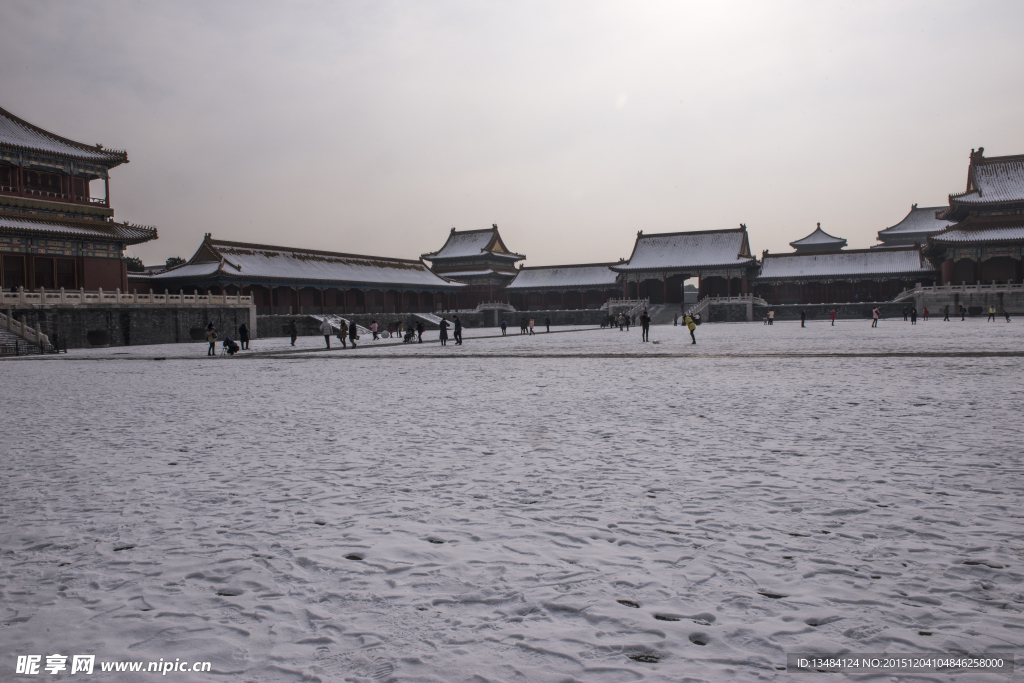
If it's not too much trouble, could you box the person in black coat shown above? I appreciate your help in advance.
[238,323,250,350]
[417,321,425,343]
[289,320,298,346]
[348,320,358,347]
[439,317,449,346]
[545,316,551,332]
[453,315,463,345]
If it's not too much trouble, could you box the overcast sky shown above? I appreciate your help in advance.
[3,1,1023,266]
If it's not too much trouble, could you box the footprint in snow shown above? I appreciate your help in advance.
[617,599,639,608]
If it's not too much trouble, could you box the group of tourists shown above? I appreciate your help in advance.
[602,313,635,331]
[204,322,249,356]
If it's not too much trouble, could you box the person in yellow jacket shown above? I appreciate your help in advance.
[684,315,696,344]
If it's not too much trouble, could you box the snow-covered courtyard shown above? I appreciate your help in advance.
[2,319,1022,682]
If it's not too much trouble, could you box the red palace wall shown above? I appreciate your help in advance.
[83,257,127,291]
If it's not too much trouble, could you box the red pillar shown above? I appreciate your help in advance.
[622,278,629,298]
[878,280,883,301]
[697,275,703,300]
[727,278,732,298]
[104,176,110,207]
[741,274,748,295]
[799,283,804,304]
[774,284,779,305]
[396,290,402,314]
[319,287,325,314]
[663,277,669,303]
[825,282,830,303]
[363,290,368,314]
[268,286,274,314]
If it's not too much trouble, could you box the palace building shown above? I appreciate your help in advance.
[611,226,758,303]
[0,106,156,291]
[422,225,524,308]
[142,234,464,315]
[925,148,1024,285]
[504,263,620,311]
[755,246,935,305]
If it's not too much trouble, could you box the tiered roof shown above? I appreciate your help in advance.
[612,226,755,273]
[0,106,128,166]
[151,236,463,289]
[758,246,933,281]
[0,211,155,244]
[789,223,847,252]
[506,263,619,291]
[422,225,524,262]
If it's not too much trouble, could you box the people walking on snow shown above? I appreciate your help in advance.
[871,308,880,327]
[910,307,917,325]
[684,314,696,344]
[960,304,966,321]
[923,306,929,321]
[800,310,806,328]
[338,320,348,348]
[902,306,908,321]
[641,309,651,342]
[320,319,333,348]
[501,319,507,336]
[238,323,250,350]
[768,310,775,325]
[417,321,425,343]
[371,320,379,339]
[624,315,630,332]
[545,316,550,333]
[206,323,218,356]
[439,317,449,345]
[453,315,463,345]
[829,309,836,326]
[348,320,358,348]
[289,320,298,346]
[988,306,996,321]
[528,318,535,335]
[520,317,527,334]
[1005,309,1011,322]
[943,304,950,321]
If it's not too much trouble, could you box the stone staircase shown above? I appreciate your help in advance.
[0,326,45,355]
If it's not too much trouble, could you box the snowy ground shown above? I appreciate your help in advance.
[2,319,1023,682]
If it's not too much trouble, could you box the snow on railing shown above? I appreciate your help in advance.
[0,287,254,308]
[897,281,1023,300]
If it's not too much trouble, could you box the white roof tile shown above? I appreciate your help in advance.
[878,205,955,237]
[759,248,932,280]
[615,229,754,272]
[0,107,127,163]
[952,154,1024,205]
[152,239,463,289]
[506,264,619,290]
[931,224,1024,244]
[0,213,155,244]
[423,227,523,260]
[790,224,846,248]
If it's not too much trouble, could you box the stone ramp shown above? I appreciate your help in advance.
[645,303,681,325]
[308,314,372,337]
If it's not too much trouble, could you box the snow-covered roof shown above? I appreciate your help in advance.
[422,226,524,261]
[506,263,619,290]
[930,223,1024,244]
[613,227,754,272]
[0,106,128,165]
[0,211,156,244]
[758,247,933,280]
[789,224,847,251]
[878,204,955,238]
[436,269,504,278]
[152,237,464,289]
[950,149,1024,207]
